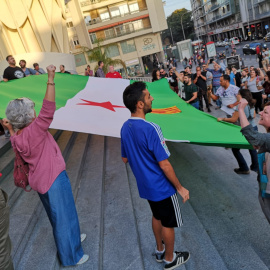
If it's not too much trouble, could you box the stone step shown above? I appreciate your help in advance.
[5,130,71,269]
[168,142,270,270]
[15,132,90,270]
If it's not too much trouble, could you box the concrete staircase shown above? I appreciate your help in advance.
[0,131,270,270]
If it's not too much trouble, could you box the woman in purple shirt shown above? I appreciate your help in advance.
[2,65,89,266]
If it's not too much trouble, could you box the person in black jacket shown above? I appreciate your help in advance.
[232,66,242,88]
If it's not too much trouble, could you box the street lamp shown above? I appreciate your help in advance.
[181,10,193,40]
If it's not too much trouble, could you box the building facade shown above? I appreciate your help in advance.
[0,0,76,74]
[65,0,167,76]
[191,0,243,43]
[239,0,270,40]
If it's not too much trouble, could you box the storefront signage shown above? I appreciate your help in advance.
[125,58,139,66]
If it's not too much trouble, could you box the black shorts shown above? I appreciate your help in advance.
[148,193,183,228]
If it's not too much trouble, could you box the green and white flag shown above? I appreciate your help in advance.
[0,74,251,149]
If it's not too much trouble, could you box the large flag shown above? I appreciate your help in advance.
[0,74,251,149]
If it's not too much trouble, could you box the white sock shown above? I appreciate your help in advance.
[164,252,176,264]
[156,243,165,253]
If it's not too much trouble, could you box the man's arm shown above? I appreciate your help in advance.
[186,91,198,103]
[200,74,207,81]
[159,159,189,203]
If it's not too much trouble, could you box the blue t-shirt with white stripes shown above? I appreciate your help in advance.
[121,117,176,202]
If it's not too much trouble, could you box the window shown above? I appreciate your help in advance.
[66,21,74,28]
[106,45,120,58]
[73,40,80,46]
[129,3,139,13]
[105,28,115,39]
[89,33,97,43]
[227,5,230,11]
[222,7,225,14]
[99,8,110,21]
[133,20,143,30]
[120,40,136,54]
[109,4,129,18]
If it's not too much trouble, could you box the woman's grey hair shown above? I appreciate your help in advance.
[5,98,35,130]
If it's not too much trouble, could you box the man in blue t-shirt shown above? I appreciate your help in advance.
[121,82,190,270]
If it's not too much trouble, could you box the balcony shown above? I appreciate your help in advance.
[80,0,107,8]
[85,7,148,26]
[89,19,152,44]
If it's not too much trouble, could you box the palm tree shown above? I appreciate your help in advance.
[83,39,127,76]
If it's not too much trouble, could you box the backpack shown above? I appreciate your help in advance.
[94,70,98,77]
[13,147,31,192]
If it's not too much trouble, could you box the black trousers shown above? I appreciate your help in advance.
[198,89,210,110]
[252,92,263,113]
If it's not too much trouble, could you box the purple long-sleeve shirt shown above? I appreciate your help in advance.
[10,99,66,194]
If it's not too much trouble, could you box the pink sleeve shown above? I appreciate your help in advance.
[30,99,56,133]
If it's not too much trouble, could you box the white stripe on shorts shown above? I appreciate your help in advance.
[171,194,183,227]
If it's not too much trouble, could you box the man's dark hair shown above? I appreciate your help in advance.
[184,74,192,79]
[61,64,65,68]
[20,59,26,64]
[123,82,146,113]
[6,55,12,61]
[222,74,230,82]
[98,61,103,66]
[180,71,185,74]
[33,63,39,67]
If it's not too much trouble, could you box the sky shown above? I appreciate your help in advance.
[163,0,192,17]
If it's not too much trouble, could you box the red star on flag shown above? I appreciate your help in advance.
[77,99,126,112]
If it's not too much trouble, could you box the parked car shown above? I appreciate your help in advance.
[230,37,240,45]
[264,32,270,42]
[242,42,267,55]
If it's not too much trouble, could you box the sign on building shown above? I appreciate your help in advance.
[206,41,216,58]
[226,55,240,70]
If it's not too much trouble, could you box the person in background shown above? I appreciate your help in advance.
[2,65,89,266]
[3,55,25,82]
[59,65,71,74]
[183,74,199,109]
[210,74,240,117]
[262,71,270,103]
[85,65,93,76]
[160,69,168,78]
[219,59,226,73]
[174,69,185,98]
[241,69,249,89]
[245,69,263,113]
[193,66,211,112]
[168,68,178,93]
[151,69,161,82]
[239,98,270,223]
[225,66,236,86]
[202,64,213,105]
[217,89,258,174]
[105,65,122,79]
[19,60,38,76]
[232,66,242,88]
[0,183,14,270]
[33,63,46,74]
[206,60,223,109]
[95,61,105,78]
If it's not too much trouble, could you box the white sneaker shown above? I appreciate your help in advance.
[77,254,89,265]
[80,233,86,243]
